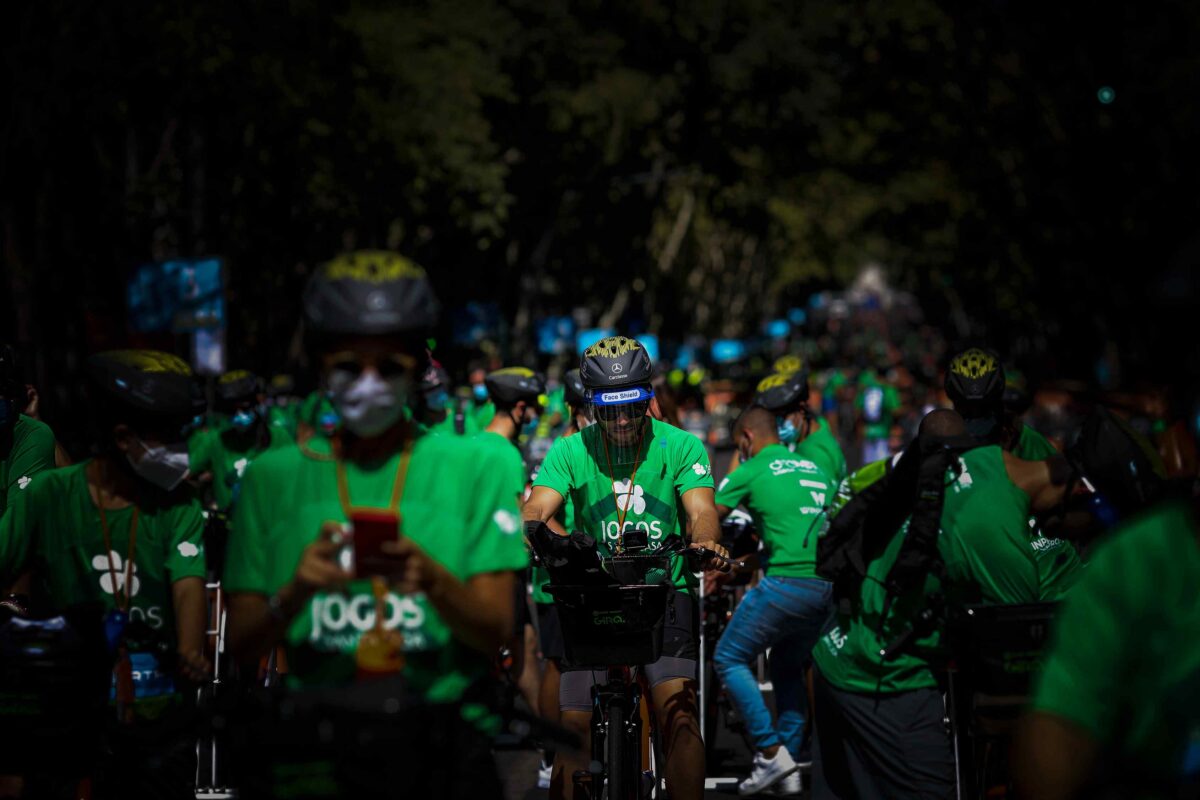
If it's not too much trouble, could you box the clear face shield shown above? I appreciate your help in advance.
[590,385,654,465]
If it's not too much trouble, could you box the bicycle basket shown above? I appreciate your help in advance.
[601,553,673,586]
[547,583,670,668]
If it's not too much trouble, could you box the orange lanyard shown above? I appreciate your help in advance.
[97,504,139,613]
[333,443,413,518]
[600,421,648,536]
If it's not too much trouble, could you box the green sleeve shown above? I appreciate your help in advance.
[462,448,529,578]
[163,499,209,582]
[4,416,56,513]
[223,459,272,594]
[714,457,757,509]
[0,474,39,586]
[1031,539,1131,738]
[188,428,215,474]
[532,436,573,500]
[673,432,714,494]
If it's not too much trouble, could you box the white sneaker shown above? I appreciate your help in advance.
[766,770,802,796]
[738,748,798,796]
[537,759,552,790]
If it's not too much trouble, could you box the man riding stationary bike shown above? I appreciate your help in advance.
[522,335,730,800]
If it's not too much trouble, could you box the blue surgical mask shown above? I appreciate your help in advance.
[425,390,450,411]
[522,416,540,438]
[473,384,488,402]
[777,416,798,444]
[230,409,256,431]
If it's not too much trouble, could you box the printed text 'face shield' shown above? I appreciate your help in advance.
[590,386,654,465]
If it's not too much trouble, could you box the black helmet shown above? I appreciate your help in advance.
[580,336,654,390]
[945,348,1005,414]
[1066,406,1167,520]
[267,373,296,398]
[216,370,261,405]
[754,371,809,413]
[485,367,546,407]
[772,354,805,376]
[563,368,587,409]
[88,350,204,418]
[303,250,440,336]
[418,362,450,394]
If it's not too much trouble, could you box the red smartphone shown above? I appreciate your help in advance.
[350,509,402,577]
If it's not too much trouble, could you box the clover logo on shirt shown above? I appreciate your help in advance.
[91,551,141,597]
[613,479,646,515]
[16,476,31,490]
[692,463,709,477]
[233,457,249,478]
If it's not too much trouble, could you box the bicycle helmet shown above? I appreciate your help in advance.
[216,370,261,405]
[1066,406,1167,521]
[753,371,810,413]
[563,368,587,409]
[580,336,654,391]
[88,350,204,418]
[945,348,1004,410]
[485,367,546,407]
[418,362,451,394]
[303,250,440,336]
[772,354,805,376]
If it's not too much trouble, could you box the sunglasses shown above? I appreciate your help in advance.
[325,351,419,380]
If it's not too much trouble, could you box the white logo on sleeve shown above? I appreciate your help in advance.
[613,479,646,515]
[177,542,200,558]
[692,463,710,477]
[493,509,519,535]
[16,476,31,491]
[233,457,250,478]
[91,551,140,597]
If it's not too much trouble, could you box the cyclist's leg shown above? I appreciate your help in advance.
[645,591,704,800]
[769,630,809,759]
[552,668,602,800]
[648,676,703,800]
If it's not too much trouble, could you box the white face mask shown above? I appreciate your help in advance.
[128,437,190,491]
[328,369,408,438]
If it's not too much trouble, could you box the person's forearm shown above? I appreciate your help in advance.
[426,570,514,653]
[227,581,311,665]
[172,577,209,656]
[688,508,721,545]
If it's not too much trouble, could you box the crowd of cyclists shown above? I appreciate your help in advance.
[0,249,1196,799]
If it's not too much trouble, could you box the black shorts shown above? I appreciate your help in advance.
[559,592,698,712]
[535,602,565,663]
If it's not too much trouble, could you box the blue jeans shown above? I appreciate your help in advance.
[713,575,833,756]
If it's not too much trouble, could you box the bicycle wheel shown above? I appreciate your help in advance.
[606,695,629,800]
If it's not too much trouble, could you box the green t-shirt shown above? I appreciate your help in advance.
[530,433,579,606]
[189,421,294,510]
[533,417,714,591]
[1032,501,1200,789]
[791,417,847,487]
[0,461,207,641]
[474,431,528,501]
[429,406,481,437]
[1010,423,1087,599]
[0,414,57,513]
[1013,423,1057,460]
[224,431,528,703]
[715,443,834,578]
[814,446,1040,694]
[472,401,496,431]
